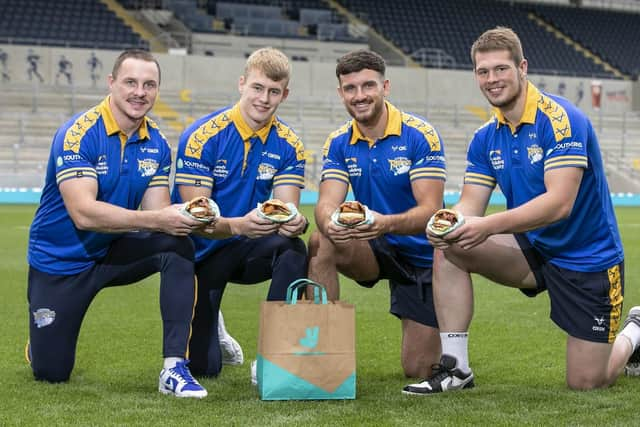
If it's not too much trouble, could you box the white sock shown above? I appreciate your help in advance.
[164,357,183,369]
[440,332,470,373]
[218,310,228,338]
[620,321,640,352]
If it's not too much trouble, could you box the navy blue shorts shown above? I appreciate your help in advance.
[357,237,437,328]
[515,234,624,343]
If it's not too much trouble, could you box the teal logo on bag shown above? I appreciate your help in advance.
[295,326,324,355]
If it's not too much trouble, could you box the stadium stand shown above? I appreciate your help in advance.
[0,0,148,50]
[142,0,366,42]
[526,3,640,79]
[337,0,615,78]
[1,0,639,192]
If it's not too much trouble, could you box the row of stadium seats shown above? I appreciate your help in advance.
[529,4,640,78]
[1,0,638,78]
[2,80,640,191]
[338,0,614,78]
[0,0,148,50]
[0,83,479,191]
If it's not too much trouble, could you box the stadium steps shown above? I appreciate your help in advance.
[152,96,186,133]
[3,85,638,193]
[527,13,627,79]
[100,0,167,52]
[464,105,491,123]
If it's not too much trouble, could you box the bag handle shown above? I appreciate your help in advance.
[286,278,328,305]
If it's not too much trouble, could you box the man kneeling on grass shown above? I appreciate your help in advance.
[26,49,207,398]
[403,27,639,395]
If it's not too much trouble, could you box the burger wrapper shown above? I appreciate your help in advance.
[180,198,220,223]
[426,210,465,236]
[257,202,299,223]
[331,204,375,228]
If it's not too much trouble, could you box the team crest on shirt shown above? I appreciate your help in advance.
[137,158,159,177]
[388,157,411,175]
[33,308,56,328]
[527,144,543,164]
[489,150,504,170]
[257,163,277,180]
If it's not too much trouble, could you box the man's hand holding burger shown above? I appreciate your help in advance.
[322,201,385,244]
[426,208,466,249]
[255,198,308,238]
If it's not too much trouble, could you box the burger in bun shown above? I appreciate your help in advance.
[258,199,297,223]
[336,201,367,226]
[182,196,219,223]
[427,208,464,236]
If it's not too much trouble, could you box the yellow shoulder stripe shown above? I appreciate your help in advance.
[401,113,441,151]
[185,111,233,159]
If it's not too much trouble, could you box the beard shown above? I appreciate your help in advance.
[485,79,523,110]
[345,97,385,127]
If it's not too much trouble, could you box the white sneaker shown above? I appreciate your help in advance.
[158,360,208,398]
[218,311,244,365]
[250,360,257,386]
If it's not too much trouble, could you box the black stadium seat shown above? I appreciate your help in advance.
[337,0,622,78]
[0,0,148,50]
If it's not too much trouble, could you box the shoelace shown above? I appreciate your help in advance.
[422,362,452,384]
[171,361,198,384]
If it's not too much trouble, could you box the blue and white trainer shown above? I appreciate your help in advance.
[402,354,474,395]
[623,306,640,377]
[159,360,208,398]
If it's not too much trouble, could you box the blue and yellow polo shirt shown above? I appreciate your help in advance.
[28,97,172,275]
[465,82,623,271]
[321,101,446,268]
[172,103,305,261]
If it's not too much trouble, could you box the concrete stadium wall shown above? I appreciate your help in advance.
[0,44,634,115]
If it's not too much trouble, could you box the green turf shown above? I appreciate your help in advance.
[2,204,639,426]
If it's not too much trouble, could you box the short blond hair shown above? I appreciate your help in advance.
[244,47,291,85]
[470,27,524,68]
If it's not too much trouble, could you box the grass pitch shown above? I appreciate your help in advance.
[1,204,639,426]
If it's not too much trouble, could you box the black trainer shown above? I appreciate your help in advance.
[402,354,474,395]
[623,306,640,377]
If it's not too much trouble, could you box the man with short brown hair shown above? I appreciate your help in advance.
[27,49,207,398]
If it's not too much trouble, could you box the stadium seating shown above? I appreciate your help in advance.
[0,82,482,191]
[1,1,639,191]
[0,0,148,50]
[153,0,364,42]
[337,0,615,78]
[526,4,640,78]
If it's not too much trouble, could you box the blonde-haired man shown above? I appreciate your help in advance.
[172,47,308,378]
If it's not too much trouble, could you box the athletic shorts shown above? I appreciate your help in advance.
[515,233,624,343]
[357,237,438,328]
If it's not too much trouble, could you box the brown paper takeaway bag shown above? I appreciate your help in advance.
[256,279,356,400]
